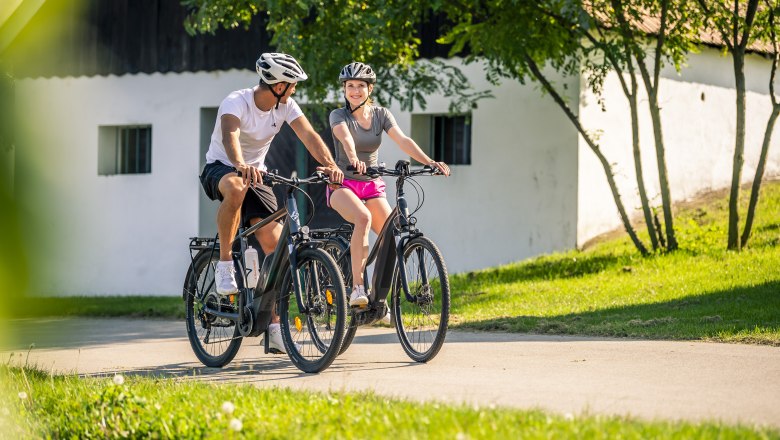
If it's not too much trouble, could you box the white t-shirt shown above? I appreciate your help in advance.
[205,86,304,169]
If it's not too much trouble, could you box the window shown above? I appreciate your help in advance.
[98,125,152,175]
[411,114,471,165]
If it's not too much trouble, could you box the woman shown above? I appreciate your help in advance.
[328,62,450,307]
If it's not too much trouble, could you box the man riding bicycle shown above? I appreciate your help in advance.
[199,52,344,353]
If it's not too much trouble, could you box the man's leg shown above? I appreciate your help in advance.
[212,173,248,295]
[217,174,249,261]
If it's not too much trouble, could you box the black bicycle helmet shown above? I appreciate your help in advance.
[339,62,376,84]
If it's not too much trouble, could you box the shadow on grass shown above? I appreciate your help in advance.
[455,280,780,345]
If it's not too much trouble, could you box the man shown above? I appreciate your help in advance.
[199,52,344,352]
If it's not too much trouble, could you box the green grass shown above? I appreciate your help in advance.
[2,366,776,439]
[8,182,780,345]
[449,181,780,345]
[6,296,184,319]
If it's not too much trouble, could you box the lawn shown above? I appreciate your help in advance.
[2,366,776,439]
[449,181,780,345]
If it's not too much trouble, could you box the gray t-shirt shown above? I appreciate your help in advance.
[329,106,397,181]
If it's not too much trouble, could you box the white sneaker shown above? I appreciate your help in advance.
[349,285,369,307]
[267,323,302,354]
[215,261,238,295]
[380,310,392,326]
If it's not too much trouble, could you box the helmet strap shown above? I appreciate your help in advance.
[270,83,292,109]
[346,97,369,115]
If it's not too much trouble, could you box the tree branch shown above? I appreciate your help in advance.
[696,0,735,51]
[653,0,670,90]
[739,0,760,51]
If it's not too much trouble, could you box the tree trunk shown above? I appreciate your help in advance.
[647,94,678,250]
[629,92,659,250]
[525,55,649,255]
[741,106,780,247]
[729,51,747,250]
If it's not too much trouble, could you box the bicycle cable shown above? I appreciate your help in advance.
[406,176,426,218]
[247,180,318,228]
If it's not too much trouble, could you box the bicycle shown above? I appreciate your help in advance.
[183,170,348,373]
[319,159,450,363]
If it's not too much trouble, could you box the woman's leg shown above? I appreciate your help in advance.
[329,188,372,287]
[365,197,392,235]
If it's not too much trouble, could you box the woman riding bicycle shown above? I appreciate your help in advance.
[327,62,450,307]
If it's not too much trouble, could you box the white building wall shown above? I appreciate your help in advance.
[16,61,580,295]
[381,60,580,274]
[16,70,257,295]
[577,47,780,245]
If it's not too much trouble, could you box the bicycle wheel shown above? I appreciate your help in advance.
[323,239,357,355]
[184,250,242,367]
[278,247,347,373]
[392,236,450,362]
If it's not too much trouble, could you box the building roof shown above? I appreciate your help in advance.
[0,0,451,79]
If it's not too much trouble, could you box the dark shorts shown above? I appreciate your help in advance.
[199,161,278,226]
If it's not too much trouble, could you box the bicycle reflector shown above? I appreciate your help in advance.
[295,316,303,332]
[326,289,333,305]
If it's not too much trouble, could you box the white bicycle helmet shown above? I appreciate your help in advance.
[256,53,308,84]
[339,62,376,84]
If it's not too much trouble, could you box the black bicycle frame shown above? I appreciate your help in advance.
[360,166,425,313]
[196,184,318,337]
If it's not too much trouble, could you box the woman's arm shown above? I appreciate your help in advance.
[387,126,451,176]
[333,122,367,174]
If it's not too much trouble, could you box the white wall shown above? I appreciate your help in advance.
[16,70,257,295]
[381,60,580,274]
[577,47,780,245]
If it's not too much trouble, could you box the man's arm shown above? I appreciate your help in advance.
[289,115,344,183]
[221,114,260,185]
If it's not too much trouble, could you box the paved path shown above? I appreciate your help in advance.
[2,318,778,428]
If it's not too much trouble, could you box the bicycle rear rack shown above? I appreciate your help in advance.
[309,224,353,240]
[189,236,218,250]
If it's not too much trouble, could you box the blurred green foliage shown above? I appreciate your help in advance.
[0,64,28,342]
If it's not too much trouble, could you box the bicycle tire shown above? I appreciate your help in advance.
[278,247,347,373]
[392,236,450,362]
[184,250,243,367]
[323,239,358,355]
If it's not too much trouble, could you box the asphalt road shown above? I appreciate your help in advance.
[2,318,778,428]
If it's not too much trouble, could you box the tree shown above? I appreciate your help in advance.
[439,0,649,254]
[606,0,703,252]
[530,0,700,252]
[181,0,490,114]
[697,0,761,250]
[741,0,780,247]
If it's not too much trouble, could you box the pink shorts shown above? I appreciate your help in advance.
[327,178,386,207]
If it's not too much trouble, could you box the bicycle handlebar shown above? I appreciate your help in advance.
[235,169,332,186]
[264,170,332,186]
[346,162,443,178]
